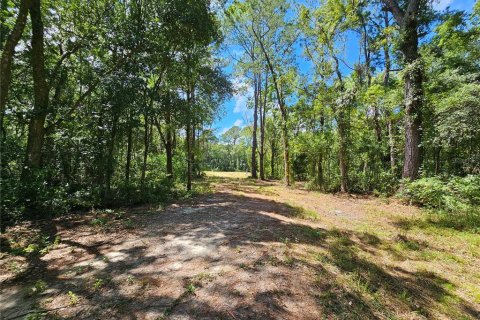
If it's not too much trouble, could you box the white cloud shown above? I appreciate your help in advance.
[234,95,249,113]
[233,119,244,127]
[433,0,454,10]
[232,76,253,114]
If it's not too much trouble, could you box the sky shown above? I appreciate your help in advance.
[212,0,477,137]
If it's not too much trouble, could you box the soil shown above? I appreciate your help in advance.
[1,173,479,320]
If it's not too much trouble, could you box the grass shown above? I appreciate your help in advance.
[204,171,249,179]
[204,169,480,319]
[67,291,79,306]
[3,172,479,319]
[285,202,320,220]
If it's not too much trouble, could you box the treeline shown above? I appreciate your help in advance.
[203,0,480,195]
[0,0,231,224]
[2,0,480,224]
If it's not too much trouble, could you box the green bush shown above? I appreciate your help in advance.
[399,175,480,213]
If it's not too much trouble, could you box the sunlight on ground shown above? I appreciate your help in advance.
[204,171,249,179]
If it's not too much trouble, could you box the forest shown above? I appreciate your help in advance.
[1,0,480,319]
[1,0,480,222]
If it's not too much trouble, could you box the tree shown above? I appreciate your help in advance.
[381,0,430,180]
[0,0,32,139]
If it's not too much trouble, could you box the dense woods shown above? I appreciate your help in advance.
[1,0,232,225]
[1,0,479,223]
[205,0,480,200]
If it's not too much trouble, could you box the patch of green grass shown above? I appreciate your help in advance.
[268,255,281,266]
[192,181,214,195]
[466,284,480,304]
[67,291,79,306]
[27,280,47,296]
[185,282,196,294]
[7,261,25,274]
[394,212,480,234]
[358,232,382,246]
[280,236,292,247]
[397,289,413,304]
[90,217,108,227]
[419,250,441,261]
[257,186,279,196]
[63,264,93,277]
[93,278,104,291]
[126,275,136,285]
[122,218,134,229]
[347,271,373,295]
[420,250,466,266]
[189,272,216,289]
[294,225,325,241]
[335,235,354,247]
[314,251,329,264]
[395,235,424,251]
[285,202,319,220]
[25,311,46,320]
[283,251,295,267]
[8,234,60,257]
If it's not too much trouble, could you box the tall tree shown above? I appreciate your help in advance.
[0,0,32,139]
[381,0,426,180]
[24,0,48,172]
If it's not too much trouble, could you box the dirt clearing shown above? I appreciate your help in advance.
[1,172,479,319]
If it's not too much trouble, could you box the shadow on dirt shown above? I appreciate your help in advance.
[1,186,479,319]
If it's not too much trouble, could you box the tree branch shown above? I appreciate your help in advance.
[381,0,405,26]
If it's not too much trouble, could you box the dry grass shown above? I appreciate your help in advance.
[208,171,480,319]
[204,170,250,179]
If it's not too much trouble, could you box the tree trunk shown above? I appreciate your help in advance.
[186,123,192,191]
[434,146,441,175]
[192,125,199,177]
[140,113,149,191]
[387,119,396,172]
[383,0,423,180]
[401,23,423,180]
[185,87,195,191]
[253,30,291,185]
[166,138,173,179]
[105,116,118,202]
[0,0,32,137]
[317,154,324,190]
[125,119,133,184]
[374,106,382,142]
[258,111,265,180]
[332,56,349,193]
[383,10,396,174]
[23,0,48,179]
[270,140,275,178]
[251,73,259,178]
[95,111,107,197]
[155,107,174,181]
[166,112,174,180]
[259,70,268,180]
[338,114,348,193]
[281,118,291,186]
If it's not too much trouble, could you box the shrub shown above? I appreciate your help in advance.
[399,175,480,213]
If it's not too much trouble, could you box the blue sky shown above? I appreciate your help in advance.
[212,0,477,136]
